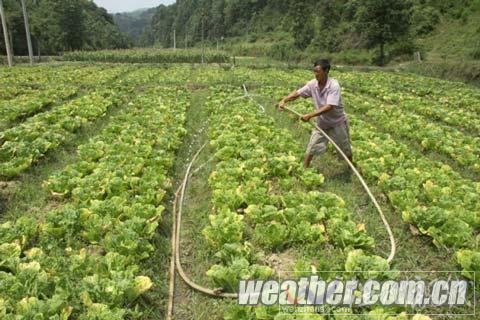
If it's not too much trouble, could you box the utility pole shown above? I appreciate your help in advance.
[31,0,40,61]
[0,0,13,67]
[201,15,205,64]
[173,28,176,50]
[21,0,33,64]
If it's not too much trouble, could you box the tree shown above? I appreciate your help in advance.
[59,0,85,50]
[20,0,34,63]
[349,0,410,65]
[0,0,127,55]
[0,0,13,66]
[289,0,315,50]
[310,0,349,52]
[113,8,155,46]
[149,4,176,47]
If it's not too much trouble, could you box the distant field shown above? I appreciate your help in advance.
[62,48,230,64]
[0,61,478,319]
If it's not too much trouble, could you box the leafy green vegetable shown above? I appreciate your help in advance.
[253,222,288,251]
[203,208,245,249]
[344,250,394,279]
[456,249,480,280]
[327,218,375,249]
[206,257,275,293]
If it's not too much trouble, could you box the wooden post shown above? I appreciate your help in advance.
[21,0,33,64]
[0,0,13,67]
[201,16,205,64]
[173,28,176,50]
[37,38,41,62]
[414,51,422,62]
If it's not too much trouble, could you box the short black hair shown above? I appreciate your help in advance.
[313,59,331,73]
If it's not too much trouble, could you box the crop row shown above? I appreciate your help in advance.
[230,67,308,86]
[0,65,130,103]
[337,70,480,114]
[0,66,132,130]
[103,65,243,88]
[262,85,479,285]
[204,88,390,291]
[0,87,188,319]
[0,64,57,87]
[0,65,92,93]
[349,115,479,281]
[338,72,480,135]
[209,88,438,319]
[0,85,78,128]
[0,87,130,178]
[350,115,479,247]
[0,85,38,102]
[343,91,480,174]
[119,66,194,86]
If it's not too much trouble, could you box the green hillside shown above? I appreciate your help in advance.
[113,8,157,46]
[0,0,129,55]
[417,7,480,61]
[405,3,480,84]
[132,0,479,68]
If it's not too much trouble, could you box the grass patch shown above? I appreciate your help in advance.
[136,221,172,319]
[399,61,480,86]
[167,88,237,319]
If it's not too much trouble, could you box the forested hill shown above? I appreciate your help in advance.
[0,0,129,55]
[113,8,157,46]
[2,0,479,67]
[138,0,480,65]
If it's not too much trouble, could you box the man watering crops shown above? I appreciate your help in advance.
[277,59,353,168]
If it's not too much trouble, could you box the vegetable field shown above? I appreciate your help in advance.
[0,62,479,319]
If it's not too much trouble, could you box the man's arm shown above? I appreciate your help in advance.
[301,104,333,122]
[277,90,301,111]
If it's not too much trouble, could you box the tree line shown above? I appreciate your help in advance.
[0,0,129,56]
[140,0,476,65]
[1,0,476,64]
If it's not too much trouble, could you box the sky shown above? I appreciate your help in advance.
[93,0,175,13]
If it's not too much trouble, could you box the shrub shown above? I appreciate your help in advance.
[267,41,302,61]
[410,6,441,36]
[469,43,480,60]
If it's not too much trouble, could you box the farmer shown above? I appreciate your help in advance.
[277,59,353,168]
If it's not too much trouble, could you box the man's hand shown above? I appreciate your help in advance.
[301,113,313,122]
[278,91,301,111]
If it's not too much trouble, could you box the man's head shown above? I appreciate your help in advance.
[313,59,330,83]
